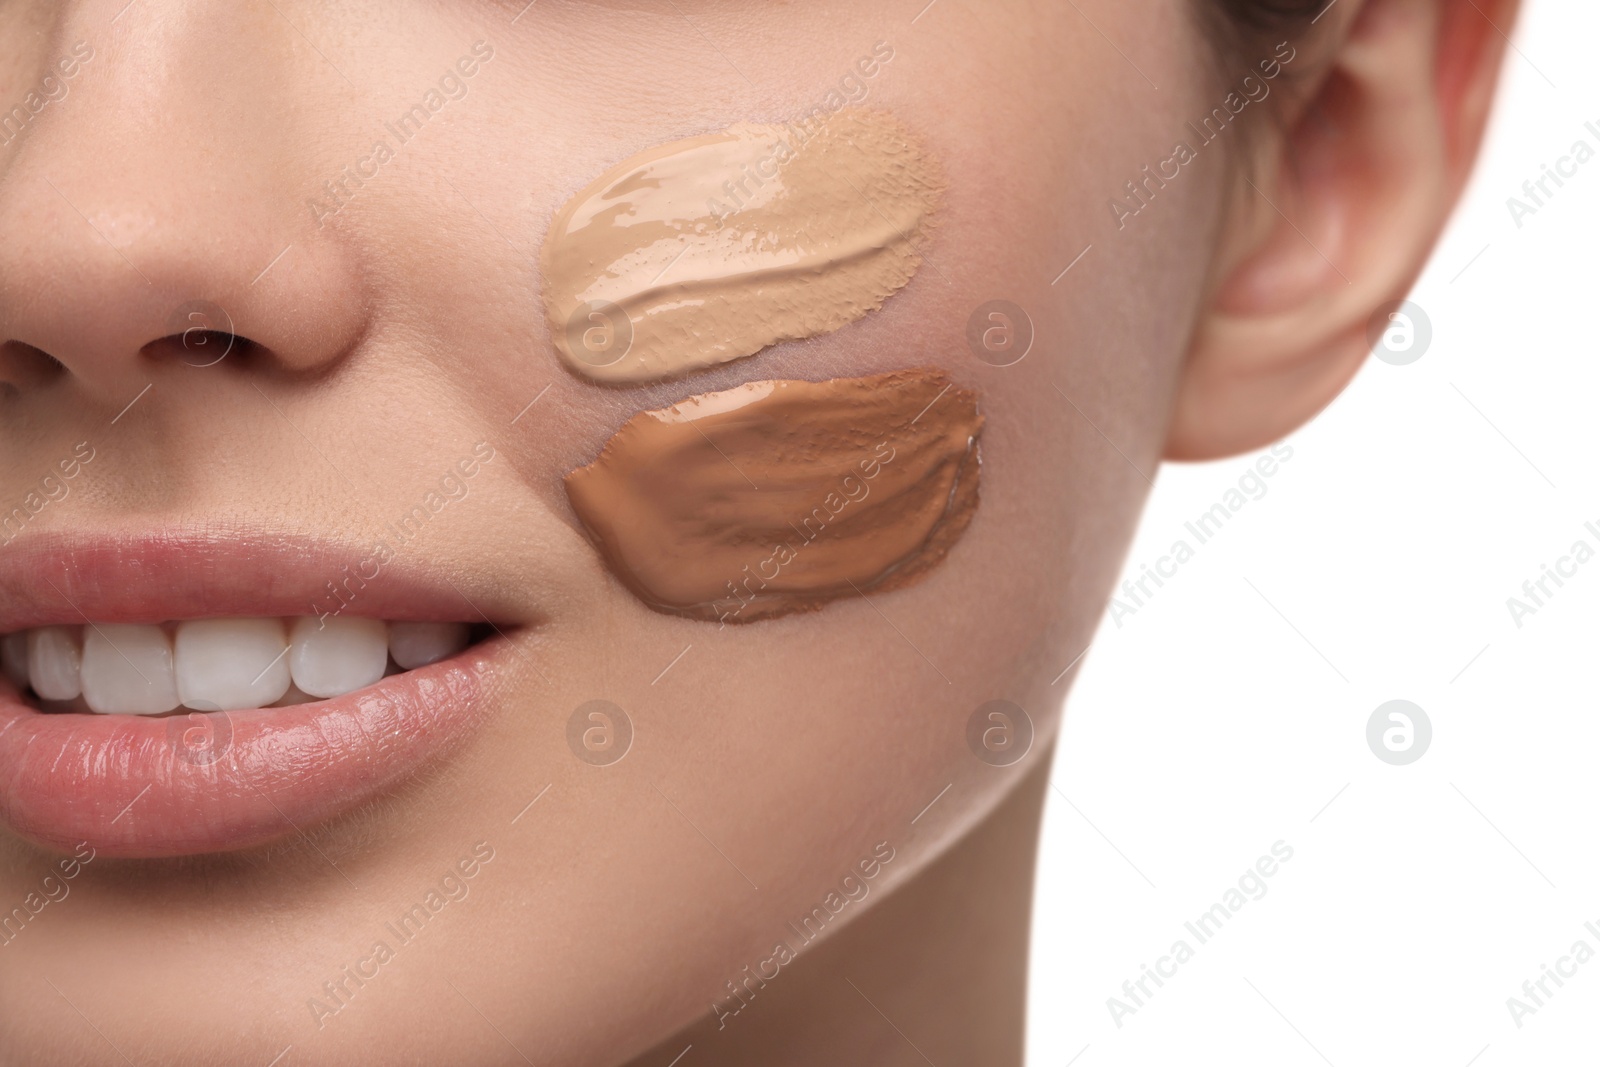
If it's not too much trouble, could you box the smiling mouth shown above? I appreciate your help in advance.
[0,532,525,859]
[1,617,486,715]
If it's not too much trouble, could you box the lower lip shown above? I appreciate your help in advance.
[0,642,501,858]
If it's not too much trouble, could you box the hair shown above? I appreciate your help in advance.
[1212,0,1328,28]
[1195,0,1328,151]
[1201,0,1327,69]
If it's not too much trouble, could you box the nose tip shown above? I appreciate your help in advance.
[0,10,368,402]
[0,175,367,398]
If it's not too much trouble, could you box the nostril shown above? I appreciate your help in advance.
[0,341,66,393]
[143,330,257,368]
[147,297,256,368]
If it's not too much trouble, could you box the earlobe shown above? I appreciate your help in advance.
[1164,0,1520,461]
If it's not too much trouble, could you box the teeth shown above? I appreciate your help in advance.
[82,624,180,715]
[1,631,29,691]
[388,622,471,670]
[175,618,291,711]
[289,616,389,699]
[27,626,83,701]
[3,616,474,713]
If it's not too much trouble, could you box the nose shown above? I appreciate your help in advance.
[0,3,366,402]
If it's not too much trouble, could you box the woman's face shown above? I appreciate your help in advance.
[0,1,1225,1062]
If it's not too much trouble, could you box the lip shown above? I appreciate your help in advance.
[0,530,514,631]
[0,531,521,858]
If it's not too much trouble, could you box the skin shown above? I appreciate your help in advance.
[0,0,1515,1063]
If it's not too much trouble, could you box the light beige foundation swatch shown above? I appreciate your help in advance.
[564,369,982,623]
[542,109,943,383]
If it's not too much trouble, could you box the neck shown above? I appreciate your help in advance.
[623,750,1052,1066]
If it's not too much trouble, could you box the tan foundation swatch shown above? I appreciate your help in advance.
[542,109,943,384]
[564,369,982,623]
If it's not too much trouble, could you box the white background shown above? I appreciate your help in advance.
[1027,2,1598,1064]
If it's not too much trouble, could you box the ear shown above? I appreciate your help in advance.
[1164,0,1521,460]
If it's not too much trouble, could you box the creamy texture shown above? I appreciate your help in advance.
[542,109,943,383]
[564,369,982,623]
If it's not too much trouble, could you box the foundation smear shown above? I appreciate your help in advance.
[542,109,943,384]
[564,369,982,624]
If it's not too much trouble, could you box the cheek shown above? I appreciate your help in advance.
[312,1,1227,1055]
[529,0,1201,856]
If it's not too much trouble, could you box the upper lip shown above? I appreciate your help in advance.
[0,527,519,630]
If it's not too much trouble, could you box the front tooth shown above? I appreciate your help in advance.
[175,618,290,711]
[81,624,180,715]
[288,616,387,698]
[27,626,82,701]
[388,622,470,670]
[1,632,29,691]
